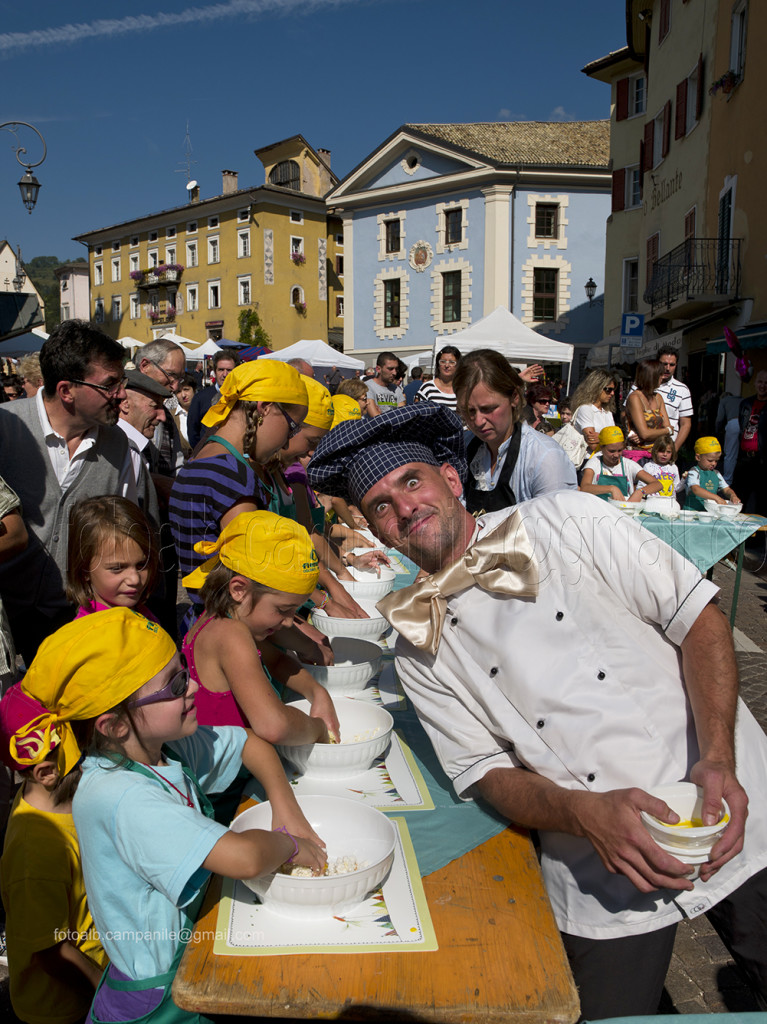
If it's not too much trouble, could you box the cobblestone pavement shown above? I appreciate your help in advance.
[2,547,767,1019]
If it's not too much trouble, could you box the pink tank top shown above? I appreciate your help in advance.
[75,600,158,622]
[182,616,250,728]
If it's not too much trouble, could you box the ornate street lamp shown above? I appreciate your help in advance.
[1,121,47,213]
[585,277,598,305]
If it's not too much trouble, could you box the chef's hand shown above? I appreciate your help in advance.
[573,788,696,894]
[689,758,747,881]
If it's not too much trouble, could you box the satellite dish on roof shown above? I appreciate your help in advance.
[185,179,198,191]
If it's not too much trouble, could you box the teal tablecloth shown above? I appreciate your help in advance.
[637,514,766,574]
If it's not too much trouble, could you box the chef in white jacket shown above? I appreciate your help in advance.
[307,405,767,1020]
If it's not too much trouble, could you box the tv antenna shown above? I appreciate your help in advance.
[176,121,198,190]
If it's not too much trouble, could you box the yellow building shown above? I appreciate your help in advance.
[585,0,763,400]
[73,136,340,351]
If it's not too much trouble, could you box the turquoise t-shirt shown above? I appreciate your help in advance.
[72,725,246,979]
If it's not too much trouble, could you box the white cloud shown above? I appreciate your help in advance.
[0,0,361,57]
[549,106,576,122]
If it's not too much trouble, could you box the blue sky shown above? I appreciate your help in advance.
[2,0,626,260]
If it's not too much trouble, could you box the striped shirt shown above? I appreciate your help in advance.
[169,453,268,583]
[416,381,458,410]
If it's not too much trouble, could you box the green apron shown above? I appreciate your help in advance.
[596,457,630,500]
[684,467,720,510]
[88,755,216,1024]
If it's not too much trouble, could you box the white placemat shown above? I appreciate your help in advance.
[213,817,437,956]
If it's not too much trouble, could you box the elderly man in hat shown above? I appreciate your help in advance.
[307,405,767,1019]
[117,369,171,522]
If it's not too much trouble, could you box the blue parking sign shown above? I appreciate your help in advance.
[620,313,644,348]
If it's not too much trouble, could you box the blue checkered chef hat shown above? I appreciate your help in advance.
[307,405,467,507]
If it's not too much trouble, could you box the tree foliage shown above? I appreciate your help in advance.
[23,255,87,332]
[238,307,271,348]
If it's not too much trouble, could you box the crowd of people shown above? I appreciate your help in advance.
[0,319,765,1024]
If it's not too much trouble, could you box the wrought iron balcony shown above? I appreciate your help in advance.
[643,237,741,316]
[132,265,184,289]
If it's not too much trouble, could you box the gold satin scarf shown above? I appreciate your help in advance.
[377,509,539,655]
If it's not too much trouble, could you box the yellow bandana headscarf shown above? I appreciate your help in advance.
[17,609,177,777]
[694,436,721,454]
[302,376,334,430]
[599,425,625,447]
[331,395,362,429]
[202,361,308,429]
[182,511,320,595]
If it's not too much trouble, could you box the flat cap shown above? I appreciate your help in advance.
[124,369,171,399]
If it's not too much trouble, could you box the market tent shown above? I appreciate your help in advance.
[437,307,574,382]
[193,339,223,357]
[0,330,46,357]
[259,339,364,371]
[239,344,273,361]
[116,336,144,350]
[403,350,433,371]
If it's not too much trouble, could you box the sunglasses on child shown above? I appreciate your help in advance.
[127,658,190,708]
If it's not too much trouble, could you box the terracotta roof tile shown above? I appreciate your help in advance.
[404,121,610,167]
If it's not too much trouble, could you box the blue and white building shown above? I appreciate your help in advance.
[328,121,612,378]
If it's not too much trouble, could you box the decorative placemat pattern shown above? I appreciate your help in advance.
[213,818,437,956]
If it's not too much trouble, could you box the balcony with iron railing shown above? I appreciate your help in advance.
[643,237,741,317]
[131,264,184,289]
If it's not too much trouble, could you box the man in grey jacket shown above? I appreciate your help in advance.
[0,320,134,663]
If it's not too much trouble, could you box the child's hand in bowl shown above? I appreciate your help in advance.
[290,837,328,875]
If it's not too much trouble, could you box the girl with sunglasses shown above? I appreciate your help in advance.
[14,608,325,1024]
[570,371,620,453]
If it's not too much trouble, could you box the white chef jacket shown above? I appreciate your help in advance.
[392,491,767,939]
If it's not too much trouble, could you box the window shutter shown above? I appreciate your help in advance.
[675,80,688,138]
[616,78,629,121]
[662,100,672,157]
[612,168,626,212]
[638,141,645,197]
[643,121,654,173]
[695,53,704,119]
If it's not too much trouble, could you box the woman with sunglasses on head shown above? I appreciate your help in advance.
[571,370,619,453]
[416,346,461,409]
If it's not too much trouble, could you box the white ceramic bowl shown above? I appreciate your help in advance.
[702,499,742,517]
[676,510,698,523]
[277,697,393,779]
[232,794,396,919]
[301,637,382,695]
[643,495,680,515]
[640,782,730,878]
[339,565,396,602]
[310,604,388,641]
[608,499,641,516]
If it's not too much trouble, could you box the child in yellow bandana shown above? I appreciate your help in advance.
[685,437,741,510]
[13,608,325,1024]
[0,685,108,1024]
[182,511,340,745]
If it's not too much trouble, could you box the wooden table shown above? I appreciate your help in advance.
[173,819,579,1023]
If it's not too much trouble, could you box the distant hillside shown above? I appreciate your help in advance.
[24,255,87,332]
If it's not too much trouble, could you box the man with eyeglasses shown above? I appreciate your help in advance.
[0,320,137,663]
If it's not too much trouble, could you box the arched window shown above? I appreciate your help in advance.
[269,160,300,191]
[291,287,302,305]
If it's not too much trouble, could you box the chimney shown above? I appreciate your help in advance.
[317,148,331,168]
[222,169,238,194]
[190,185,200,203]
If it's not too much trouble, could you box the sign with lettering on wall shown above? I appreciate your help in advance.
[620,313,644,349]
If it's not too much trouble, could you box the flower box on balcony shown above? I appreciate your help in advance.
[290,252,306,266]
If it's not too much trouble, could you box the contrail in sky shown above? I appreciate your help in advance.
[0,0,365,57]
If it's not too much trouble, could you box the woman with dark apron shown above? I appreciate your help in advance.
[579,427,663,502]
[454,349,577,515]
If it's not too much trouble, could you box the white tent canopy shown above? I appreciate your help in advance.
[437,306,574,370]
[403,350,433,371]
[116,335,144,350]
[259,338,364,370]
[193,339,223,357]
